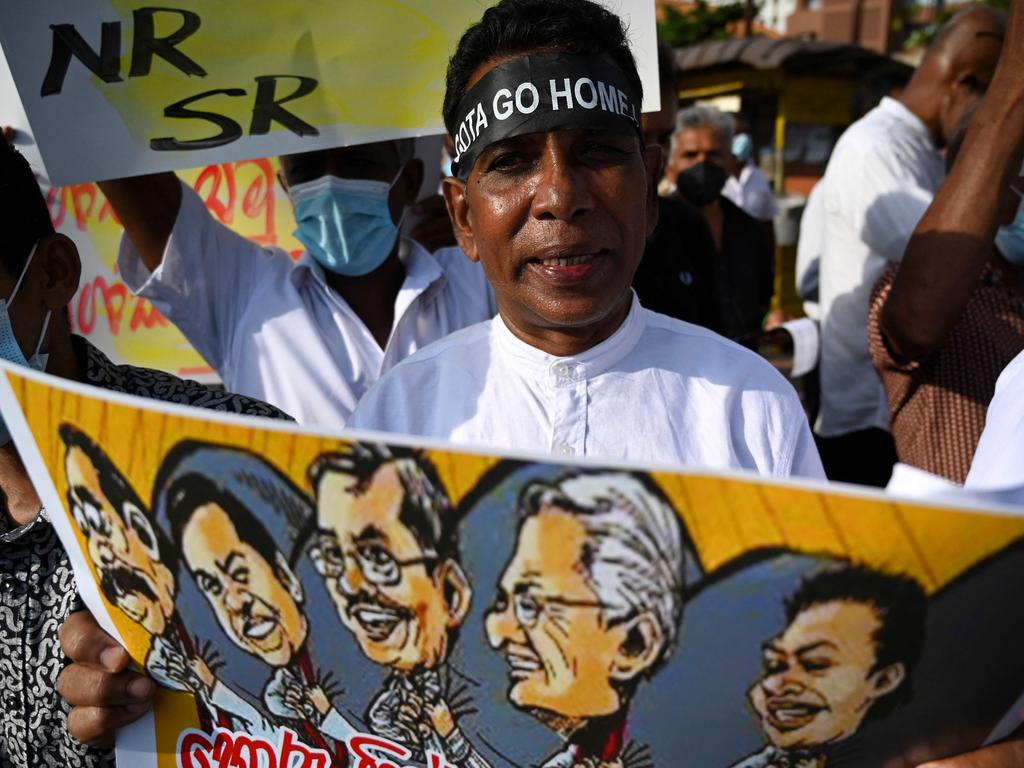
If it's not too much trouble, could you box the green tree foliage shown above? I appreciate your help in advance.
[657,1,750,46]
[899,0,1010,50]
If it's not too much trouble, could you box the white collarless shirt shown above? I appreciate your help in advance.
[966,349,1024,493]
[350,295,824,478]
[817,97,944,437]
[118,181,497,426]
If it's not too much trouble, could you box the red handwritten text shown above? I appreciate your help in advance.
[346,734,457,768]
[177,727,329,768]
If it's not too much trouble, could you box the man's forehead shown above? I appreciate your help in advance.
[781,600,881,647]
[318,463,406,526]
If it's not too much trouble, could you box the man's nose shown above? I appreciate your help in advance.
[484,603,521,649]
[763,672,804,697]
[530,138,594,222]
[338,556,366,596]
[226,583,252,612]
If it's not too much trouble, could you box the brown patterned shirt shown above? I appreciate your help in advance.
[869,263,1024,483]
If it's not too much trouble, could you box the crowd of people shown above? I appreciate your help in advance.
[1,0,1023,765]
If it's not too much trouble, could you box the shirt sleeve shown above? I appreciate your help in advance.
[856,146,935,263]
[117,179,293,373]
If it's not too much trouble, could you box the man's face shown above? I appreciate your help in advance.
[749,600,904,751]
[181,503,307,667]
[485,507,627,721]
[314,463,468,672]
[667,126,731,183]
[937,36,1003,147]
[444,58,661,345]
[65,446,175,637]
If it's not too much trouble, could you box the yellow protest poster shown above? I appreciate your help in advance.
[3,362,1023,767]
[0,1,659,185]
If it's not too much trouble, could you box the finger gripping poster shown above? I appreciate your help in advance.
[3,363,1024,768]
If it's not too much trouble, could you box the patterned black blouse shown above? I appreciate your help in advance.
[0,336,290,767]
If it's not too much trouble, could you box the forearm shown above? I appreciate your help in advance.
[882,77,1024,359]
[98,172,182,274]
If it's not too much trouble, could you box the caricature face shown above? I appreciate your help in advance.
[313,462,470,671]
[485,506,651,721]
[749,600,906,751]
[65,445,174,637]
[180,502,307,668]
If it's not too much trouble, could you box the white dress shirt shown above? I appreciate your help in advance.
[795,182,824,319]
[118,181,497,426]
[350,295,824,479]
[816,98,944,438]
[722,162,779,223]
[966,349,1024,493]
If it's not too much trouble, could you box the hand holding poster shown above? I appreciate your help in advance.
[3,361,1024,768]
[0,1,658,185]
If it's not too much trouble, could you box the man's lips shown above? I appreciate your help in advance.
[348,601,409,643]
[526,246,609,284]
[243,614,279,641]
[765,698,827,730]
[505,646,543,679]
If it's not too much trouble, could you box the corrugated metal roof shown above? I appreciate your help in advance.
[675,35,912,77]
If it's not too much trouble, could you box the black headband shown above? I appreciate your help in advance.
[449,52,643,180]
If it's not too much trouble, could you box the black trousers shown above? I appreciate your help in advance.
[815,428,898,488]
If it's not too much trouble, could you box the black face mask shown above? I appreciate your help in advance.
[675,160,728,207]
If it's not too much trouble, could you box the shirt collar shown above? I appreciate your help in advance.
[877,96,937,149]
[492,291,646,379]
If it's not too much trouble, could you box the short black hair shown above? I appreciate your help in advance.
[164,472,284,579]
[657,39,678,94]
[309,442,460,568]
[442,0,643,138]
[59,423,176,570]
[0,138,54,277]
[786,564,927,718]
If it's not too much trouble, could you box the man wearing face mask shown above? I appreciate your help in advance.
[0,138,288,766]
[666,106,775,347]
[99,140,498,427]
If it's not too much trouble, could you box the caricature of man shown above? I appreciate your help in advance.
[156,442,357,762]
[734,565,926,768]
[308,443,488,765]
[60,425,255,733]
[485,471,690,767]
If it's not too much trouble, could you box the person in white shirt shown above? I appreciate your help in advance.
[814,6,1005,487]
[723,132,779,224]
[99,142,498,427]
[349,0,823,480]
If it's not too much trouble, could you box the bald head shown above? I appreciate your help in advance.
[903,5,1005,147]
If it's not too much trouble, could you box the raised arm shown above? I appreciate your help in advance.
[98,172,182,273]
[880,6,1024,360]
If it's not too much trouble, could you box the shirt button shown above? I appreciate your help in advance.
[556,442,575,457]
[552,362,569,377]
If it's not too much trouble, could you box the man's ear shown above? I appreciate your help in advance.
[869,662,906,700]
[609,611,664,683]
[442,176,479,263]
[437,559,472,628]
[275,551,305,605]
[642,144,663,239]
[38,234,81,309]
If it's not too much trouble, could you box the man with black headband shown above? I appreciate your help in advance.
[350,0,823,479]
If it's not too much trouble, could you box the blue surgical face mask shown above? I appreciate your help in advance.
[288,167,406,276]
[996,193,1024,266]
[0,241,52,446]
